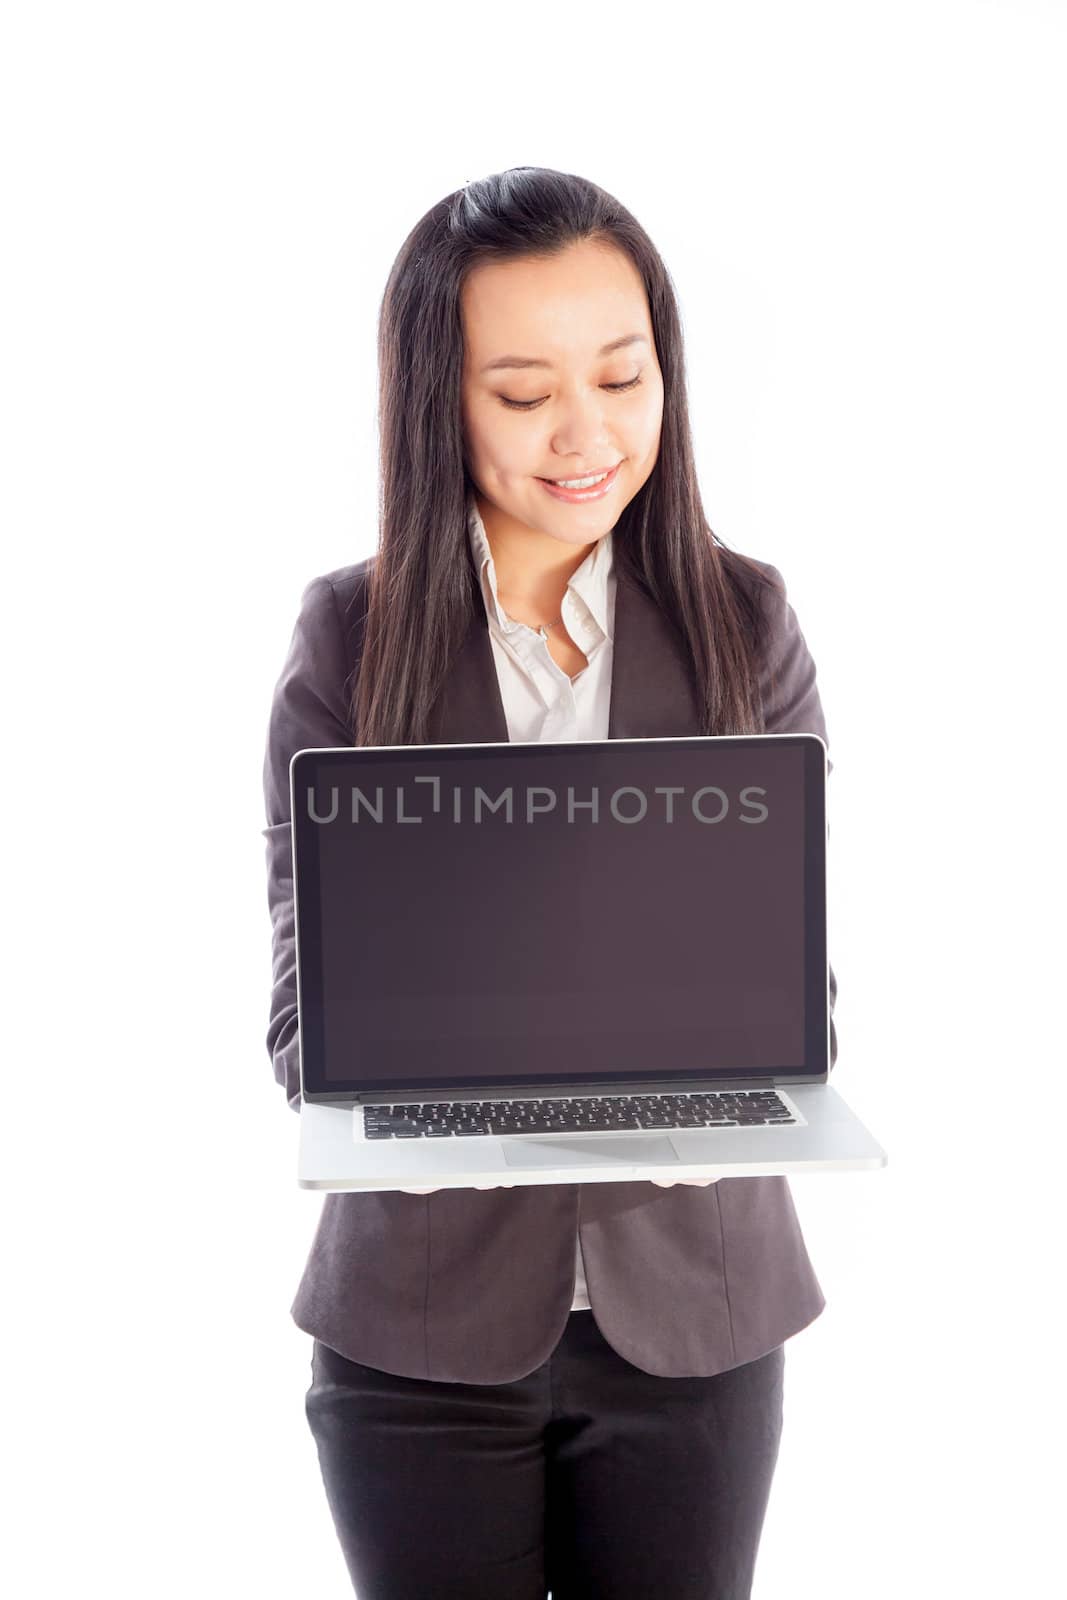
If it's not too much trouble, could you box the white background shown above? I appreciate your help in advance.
[4,2,1064,1595]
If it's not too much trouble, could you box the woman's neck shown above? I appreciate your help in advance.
[475,493,597,619]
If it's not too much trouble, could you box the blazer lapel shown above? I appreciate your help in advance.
[426,560,702,743]
[606,564,702,739]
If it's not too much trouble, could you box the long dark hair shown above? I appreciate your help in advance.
[352,165,777,747]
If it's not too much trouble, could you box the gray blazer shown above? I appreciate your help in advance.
[262,547,838,1382]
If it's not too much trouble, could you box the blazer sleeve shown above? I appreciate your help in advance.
[261,575,355,1112]
[755,564,839,1071]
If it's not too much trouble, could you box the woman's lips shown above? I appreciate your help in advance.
[537,461,622,503]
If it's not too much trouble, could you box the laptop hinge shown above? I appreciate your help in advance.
[347,1075,814,1106]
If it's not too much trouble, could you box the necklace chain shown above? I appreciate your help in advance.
[497,594,563,636]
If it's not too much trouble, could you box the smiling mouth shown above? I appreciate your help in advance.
[537,463,621,486]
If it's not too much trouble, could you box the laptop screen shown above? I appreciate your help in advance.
[290,735,829,1098]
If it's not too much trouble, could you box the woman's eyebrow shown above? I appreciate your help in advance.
[480,333,649,374]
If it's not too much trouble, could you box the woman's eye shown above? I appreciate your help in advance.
[499,375,644,411]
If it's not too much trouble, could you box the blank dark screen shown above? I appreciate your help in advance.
[296,739,816,1091]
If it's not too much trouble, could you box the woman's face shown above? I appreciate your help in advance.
[459,238,664,553]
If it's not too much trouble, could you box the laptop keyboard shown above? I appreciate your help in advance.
[361,1089,797,1140]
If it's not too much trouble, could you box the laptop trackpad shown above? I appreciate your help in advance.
[501,1134,680,1170]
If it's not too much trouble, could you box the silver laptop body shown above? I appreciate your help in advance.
[292,734,887,1191]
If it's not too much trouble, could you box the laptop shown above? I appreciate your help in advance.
[291,733,887,1191]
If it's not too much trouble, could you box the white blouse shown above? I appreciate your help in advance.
[466,492,618,1312]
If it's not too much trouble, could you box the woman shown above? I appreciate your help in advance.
[262,166,838,1600]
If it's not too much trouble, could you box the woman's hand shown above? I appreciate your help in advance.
[399,1178,721,1194]
[399,1183,518,1193]
[648,1177,722,1187]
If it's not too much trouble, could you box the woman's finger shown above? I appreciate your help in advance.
[649,1177,720,1187]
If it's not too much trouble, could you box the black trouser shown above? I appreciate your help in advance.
[305,1308,785,1600]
